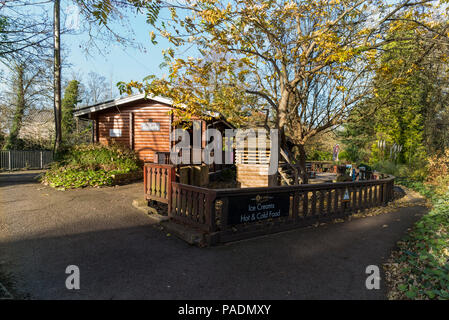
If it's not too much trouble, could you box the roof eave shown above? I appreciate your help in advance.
[73,93,173,117]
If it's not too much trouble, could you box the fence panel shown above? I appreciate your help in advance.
[169,182,216,232]
[144,164,176,205]
[168,176,395,244]
[0,150,53,170]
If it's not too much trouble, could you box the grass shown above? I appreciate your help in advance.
[385,179,449,300]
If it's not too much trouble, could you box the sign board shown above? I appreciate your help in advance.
[141,122,160,131]
[227,193,290,225]
[109,129,122,137]
[342,188,350,202]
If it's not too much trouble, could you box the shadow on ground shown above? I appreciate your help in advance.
[0,171,43,188]
[0,171,427,300]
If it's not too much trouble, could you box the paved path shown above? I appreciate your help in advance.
[0,171,427,299]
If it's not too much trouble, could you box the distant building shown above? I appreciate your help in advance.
[19,108,54,146]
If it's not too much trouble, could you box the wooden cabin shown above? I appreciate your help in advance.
[74,93,233,163]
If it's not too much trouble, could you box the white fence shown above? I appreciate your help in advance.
[0,150,53,170]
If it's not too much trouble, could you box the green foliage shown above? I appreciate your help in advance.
[340,26,448,169]
[62,80,80,141]
[373,160,427,181]
[217,166,236,182]
[4,63,26,150]
[390,179,449,300]
[0,132,4,149]
[307,150,332,161]
[338,105,375,163]
[42,143,142,189]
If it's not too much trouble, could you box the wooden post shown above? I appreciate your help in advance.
[303,191,309,217]
[95,117,99,143]
[327,189,332,214]
[129,112,134,150]
[143,165,147,196]
[292,191,299,222]
[220,197,228,231]
[167,166,176,215]
[311,190,317,215]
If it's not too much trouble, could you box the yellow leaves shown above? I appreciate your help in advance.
[169,7,177,21]
[391,77,407,85]
[149,31,157,45]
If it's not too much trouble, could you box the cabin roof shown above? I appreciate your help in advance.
[73,93,172,117]
[74,93,235,129]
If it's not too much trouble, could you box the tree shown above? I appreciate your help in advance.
[122,0,439,182]
[1,0,160,151]
[2,58,50,150]
[338,102,376,163]
[54,0,63,151]
[62,80,81,140]
[340,19,449,168]
[85,71,110,105]
[0,1,53,59]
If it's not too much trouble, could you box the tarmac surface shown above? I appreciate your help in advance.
[0,170,427,299]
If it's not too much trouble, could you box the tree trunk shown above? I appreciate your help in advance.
[297,143,308,184]
[53,0,62,151]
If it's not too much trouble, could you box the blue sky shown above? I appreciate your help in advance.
[0,1,173,99]
[63,3,171,97]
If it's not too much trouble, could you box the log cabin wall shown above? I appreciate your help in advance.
[94,101,172,163]
[132,103,171,162]
[81,96,228,164]
[97,113,130,147]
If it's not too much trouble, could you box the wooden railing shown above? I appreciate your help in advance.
[169,183,216,232]
[144,164,176,206]
[168,176,395,244]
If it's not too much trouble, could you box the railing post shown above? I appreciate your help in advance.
[205,191,217,232]
[143,165,147,196]
[390,179,394,201]
[292,191,299,223]
[40,151,43,169]
[167,166,176,215]
[8,150,11,171]
[219,197,228,231]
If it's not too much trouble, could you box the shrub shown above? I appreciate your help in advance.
[427,150,449,195]
[218,166,236,182]
[372,160,427,181]
[307,149,332,161]
[41,143,142,189]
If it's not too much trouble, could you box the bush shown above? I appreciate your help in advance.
[41,143,142,189]
[427,150,449,195]
[307,149,332,161]
[373,160,427,181]
[218,166,236,182]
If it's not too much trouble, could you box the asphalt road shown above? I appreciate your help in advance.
[0,171,427,299]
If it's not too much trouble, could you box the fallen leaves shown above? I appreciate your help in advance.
[383,181,449,300]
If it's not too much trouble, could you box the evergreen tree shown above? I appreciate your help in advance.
[4,63,26,150]
[61,80,80,141]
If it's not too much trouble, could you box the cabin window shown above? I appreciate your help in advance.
[141,120,160,131]
[109,129,122,137]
